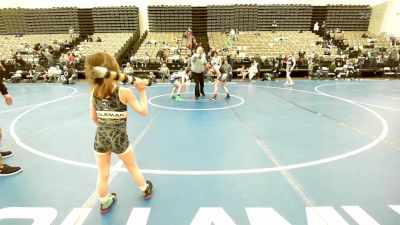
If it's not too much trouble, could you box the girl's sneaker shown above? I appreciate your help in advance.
[100,193,117,214]
[144,181,153,200]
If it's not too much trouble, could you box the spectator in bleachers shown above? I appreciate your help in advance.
[156,48,165,64]
[298,50,307,66]
[321,21,326,39]
[185,27,193,48]
[62,66,78,84]
[271,61,281,80]
[362,32,371,38]
[123,63,134,76]
[60,65,69,82]
[324,48,331,56]
[150,37,157,47]
[248,60,259,80]
[172,51,180,67]
[142,52,150,68]
[68,26,75,39]
[13,53,26,70]
[328,61,336,75]
[345,59,356,80]
[68,53,76,67]
[42,65,60,82]
[223,38,232,48]
[357,52,366,69]
[229,28,237,41]
[367,37,375,47]
[26,64,35,80]
[307,61,314,79]
[32,43,40,53]
[159,63,170,83]
[96,37,102,42]
[145,40,152,47]
[397,63,400,77]
[368,50,378,73]
[173,44,181,54]
[390,37,399,46]
[48,45,55,55]
[32,63,45,81]
[61,65,76,83]
[59,53,69,66]
[147,72,156,84]
[308,51,318,64]
[239,64,249,81]
[186,27,192,36]
[191,36,198,49]
[241,52,250,62]
[389,47,399,72]
[272,20,278,33]
[130,55,138,67]
[220,28,227,35]
[163,43,171,51]
[377,52,385,70]
[313,22,320,34]
[87,35,93,42]
[354,58,362,80]
[44,49,55,67]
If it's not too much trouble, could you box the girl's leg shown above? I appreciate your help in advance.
[287,71,293,84]
[171,86,177,97]
[118,147,146,188]
[213,79,219,95]
[221,82,229,94]
[176,82,183,96]
[95,151,112,198]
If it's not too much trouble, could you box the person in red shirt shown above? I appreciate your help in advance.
[68,53,76,66]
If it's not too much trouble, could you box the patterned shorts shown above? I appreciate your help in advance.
[94,125,130,154]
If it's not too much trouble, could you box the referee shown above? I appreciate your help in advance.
[191,46,207,100]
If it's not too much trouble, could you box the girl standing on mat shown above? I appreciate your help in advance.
[210,65,231,101]
[85,52,153,214]
[170,69,189,101]
[284,53,296,86]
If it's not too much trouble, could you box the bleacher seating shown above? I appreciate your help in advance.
[326,5,371,31]
[78,32,137,59]
[148,5,192,32]
[0,4,396,79]
[208,31,331,60]
[92,6,139,33]
[0,7,79,35]
[0,34,77,62]
[207,4,312,32]
[341,31,389,49]
[134,32,192,64]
